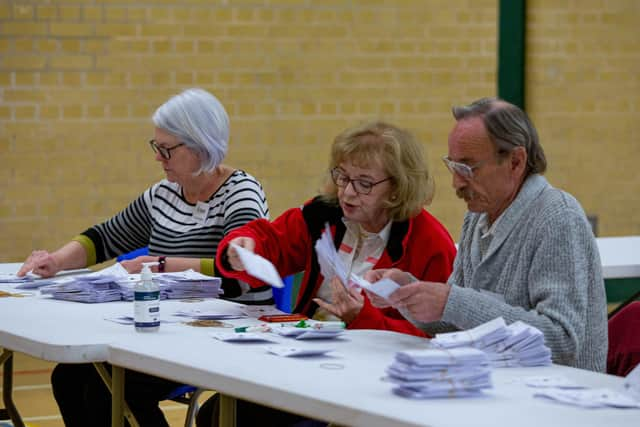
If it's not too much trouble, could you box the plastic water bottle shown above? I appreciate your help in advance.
[134,262,160,332]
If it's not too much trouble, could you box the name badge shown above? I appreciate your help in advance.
[193,201,209,225]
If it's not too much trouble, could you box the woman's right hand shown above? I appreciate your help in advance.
[226,237,256,271]
[17,250,61,278]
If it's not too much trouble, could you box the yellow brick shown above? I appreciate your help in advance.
[14,105,37,120]
[175,40,194,53]
[50,23,95,37]
[58,5,81,20]
[175,72,194,85]
[105,7,127,21]
[95,23,137,37]
[2,55,46,69]
[36,39,59,53]
[0,3,10,19]
[39,72,59,86]
[60,39,82,53]
[0,106,10,119]
[49,55,93,69]
[83,6,102,21]
[40,105,60,119]
[13,4,33,19]
[62,105,83,119]
[153,40,172,53]
[4,89,46,103]
[14,38,34,53]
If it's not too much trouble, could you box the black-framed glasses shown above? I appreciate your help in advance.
[149,139,185,160]
[331,167,392,195]
[442,156,486,180]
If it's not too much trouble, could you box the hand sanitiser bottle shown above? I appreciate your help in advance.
[134,262,160,332]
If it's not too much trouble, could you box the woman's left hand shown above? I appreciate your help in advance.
[313,277,364,323]
[120,255,161,274]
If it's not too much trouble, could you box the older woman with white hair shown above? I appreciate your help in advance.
[17,88,269,427]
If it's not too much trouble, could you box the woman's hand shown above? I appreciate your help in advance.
[313,277,365,323]
[362,268,417,308]
[120,255,161,274]
[226,237,256,271]
[17,250,60,278]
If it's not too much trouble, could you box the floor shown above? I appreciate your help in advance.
[0,352,204,427]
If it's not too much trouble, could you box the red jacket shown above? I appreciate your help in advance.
[216,197,456,337]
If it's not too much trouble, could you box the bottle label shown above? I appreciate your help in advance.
[134,291,160,328]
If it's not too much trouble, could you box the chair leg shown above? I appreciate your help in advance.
[183,388,210,427]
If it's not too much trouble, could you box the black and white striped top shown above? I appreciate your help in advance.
[81,170,269,264]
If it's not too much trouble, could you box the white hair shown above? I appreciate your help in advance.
[152,88,229,174]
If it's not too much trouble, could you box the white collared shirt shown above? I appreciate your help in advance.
[314,219,392,320]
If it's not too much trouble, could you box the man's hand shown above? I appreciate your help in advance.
[388,281,451,323]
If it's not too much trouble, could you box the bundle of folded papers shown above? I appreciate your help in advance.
[40,266,222,303]
[430,317,552,367]
[386,347,492,399]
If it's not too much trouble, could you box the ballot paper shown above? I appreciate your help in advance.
[211,332,277,343]
[314,223,349,284]
[349,275,400,299]
[385,347,492,399]
[523,375,585,389]
[314,224,401,299]
[230,244,284,288]
[272,326,344,340]
[174,300,248,320]
[624,364,640,400]
[534,388,640,409]
[265,346,334,357]
[431,318,552,368]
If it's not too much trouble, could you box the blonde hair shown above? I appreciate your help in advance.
[321,120,434,221]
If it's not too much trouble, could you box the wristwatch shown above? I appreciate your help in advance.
[158,256,166,273]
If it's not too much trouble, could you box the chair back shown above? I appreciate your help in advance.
[607,301,640,376]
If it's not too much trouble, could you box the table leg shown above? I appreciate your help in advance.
[219,394,236,427]
[0,349,25,427]
[93,363,139,427]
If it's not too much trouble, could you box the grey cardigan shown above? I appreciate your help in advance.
[420,174,607,372]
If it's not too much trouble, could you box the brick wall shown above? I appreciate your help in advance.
[527,0,640,236]
[0,0,636,263]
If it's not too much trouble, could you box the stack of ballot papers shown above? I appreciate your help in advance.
[119,270,223,300]
[386,347,492,399]
[430,317,552,367]
[40,264,222,303]
[41,278,123,303]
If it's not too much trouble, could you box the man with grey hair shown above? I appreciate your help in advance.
[367,97,608,372]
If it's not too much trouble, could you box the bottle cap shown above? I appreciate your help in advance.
[140,261,159,281]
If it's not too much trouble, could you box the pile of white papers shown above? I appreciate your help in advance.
[386,347,492,399]
[41,265,222,303]
[431,317,552,367]
[534,364,640,409]
[41,280,123,303]
[174,300,248,320]
[119,270,223,300]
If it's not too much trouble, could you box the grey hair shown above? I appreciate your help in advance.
[452,97,547,175]
[152,88,229,174]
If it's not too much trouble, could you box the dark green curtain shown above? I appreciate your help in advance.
[498,0,526,110]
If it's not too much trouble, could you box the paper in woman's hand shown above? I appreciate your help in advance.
[230,243,284,288]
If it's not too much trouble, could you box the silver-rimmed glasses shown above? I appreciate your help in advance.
[442,156,486,180]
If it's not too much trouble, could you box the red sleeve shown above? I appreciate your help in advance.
[348,297,428,338]
[216,206,311,289]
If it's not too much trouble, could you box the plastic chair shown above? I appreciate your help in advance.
[607,300,640,377]
[116,247,149,262]
[164,386,209,427]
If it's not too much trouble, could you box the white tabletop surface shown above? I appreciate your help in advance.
[109,328,639,427]
[596,236,640,279]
